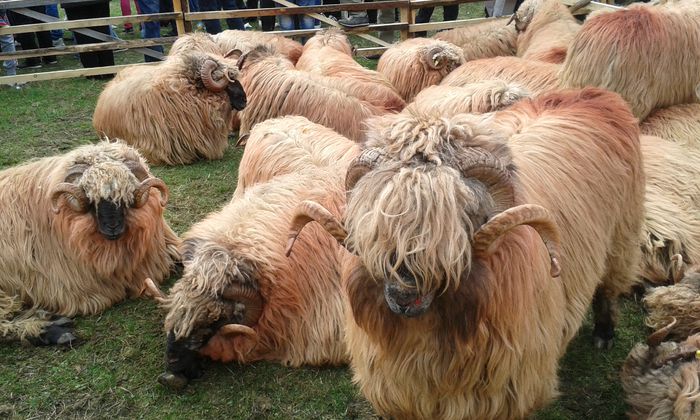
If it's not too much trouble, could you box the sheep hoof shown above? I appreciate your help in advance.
[593,336,614,350]
[158,372,189,391]
[30,323,79,347]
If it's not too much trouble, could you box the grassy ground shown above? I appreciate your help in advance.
[1,2,649,419]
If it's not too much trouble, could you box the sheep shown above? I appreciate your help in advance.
[376,37,464,102]
[213,29,303,64]
[93,50,247,166]
[407,80,531,116]
[0,141,180,345]
[156,165,351,389]
[641,104,700,148]
[169,31,223,57]
[286,87,645,418]
[559,0,700,120]
[621,325,700,419]
[508,0,582,63]
[638,135,700,285]
[441,55,560,96]
[432,17,517,61]
[295,28,405,112]
[234,115,360,197]
[237,46,390,143]
[643,258,700,341]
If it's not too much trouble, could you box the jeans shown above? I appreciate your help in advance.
[200,0,245,34]
[136,0,164,61]
[278,0,316,30]
[63,2,115,68]
[1,33,17,76]
[44,4,64,41]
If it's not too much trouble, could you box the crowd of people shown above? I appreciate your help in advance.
[1,0,521,86]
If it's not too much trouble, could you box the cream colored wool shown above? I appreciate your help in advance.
[433,17,517,61]
[641,103,700,148]
[644,264,700,339]
[408,80,530,116]
[511,0,582,63]
[213,29,303,64]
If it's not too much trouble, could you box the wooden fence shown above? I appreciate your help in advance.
[0,0,620,85]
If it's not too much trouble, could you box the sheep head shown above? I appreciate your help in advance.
[179,51,247,111]
[287,114,561,318]
[304,27,353,56]
[159,241,263,390]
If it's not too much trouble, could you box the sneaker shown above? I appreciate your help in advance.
[43,57,58,65]
[18,59,41,69]
[337,15,369,28]
[244,22,252,30]
[52,38,65,48]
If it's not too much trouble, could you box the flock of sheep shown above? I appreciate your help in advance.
[1,0,700,417]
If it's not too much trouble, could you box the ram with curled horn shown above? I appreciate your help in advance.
[286,87,645,418]
[154,117,359,390]
[0,141,180,346]
[93,50,247,166]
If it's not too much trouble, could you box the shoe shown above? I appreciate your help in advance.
[43,57,58,65]
[337,15,369,28]
[52,38,65,48]
[124,27,134,34]
[18,60,41,69]
[244,22,252,29]
[366,54,382,60]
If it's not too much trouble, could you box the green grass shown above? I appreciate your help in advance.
[1,3,649,418]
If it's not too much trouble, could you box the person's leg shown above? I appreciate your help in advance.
[414,7,434,37]
[296,0,315,29]
[0,33,18,76]
[337,0,368,27]
[64,6,100,68]
[7,10,42,67]
[44,5,65,43]
[323,0,341,20]
[377,7,394,43]
[121,0,134,31]
[93,1,115,67]
[199,0,223,34]
[222,0,245,30]
[259,0,276,31]
[136,0,164,61]
[443,4,459,21]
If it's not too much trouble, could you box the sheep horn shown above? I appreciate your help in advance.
[424,46,447,70]
[125,160,149,181]
[140,277,167,304]
[345,148,387,193]
[458,148,515,211]
[134,177,169,208]
[506,13,516,26]
[221,284,264,326]
[670,254,685,284]
[286,200,347,257]
[647,317,678,347]
[568,0,592,13]
[63,164,89,183]
[473,204,562,278]
[51,183,90,214]
[218,323,257,339]
[200,59,228,92]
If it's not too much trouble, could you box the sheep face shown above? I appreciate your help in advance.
[160,241,262,388]
[50,156,169,276]
[179,51,247,111]
[286,115,562,318]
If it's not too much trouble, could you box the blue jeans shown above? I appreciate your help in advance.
[200,0,244,34]
[44,4,64,41]
[136,0,164,61]
[278,0,316,30]
[1,33,17,76]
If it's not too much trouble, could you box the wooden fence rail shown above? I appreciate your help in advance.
[0,0,619,85]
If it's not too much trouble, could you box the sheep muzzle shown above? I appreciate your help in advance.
[383,263,436,317]
[96,200,126,240]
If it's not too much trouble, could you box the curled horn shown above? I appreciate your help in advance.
[140,278,167,304]
[221,284,263,326]
[424,46,448,70]
[286,200,347,257]
[473,204,562,277]
[568,0,592,14]
[63,164,89,183]
[51,183,89,214]
[458,148,515,211]
[506,13,517,26]
[134,178,169,208]
[200,59,228,92]
[125,160,149,181]
[647,317,677,347]
[345,148,387,193]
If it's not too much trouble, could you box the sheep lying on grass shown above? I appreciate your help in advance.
[93,51,246,165]
[441,56,560,96]
[621,324,700,420]
[433,17,517,61]
[641,104,700,147]
[408,80,530,115]
[295,28,405,112]
[377,37,464,102]
[0,142,179,345]
[151,116,359,389]
[214,29,303,64]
